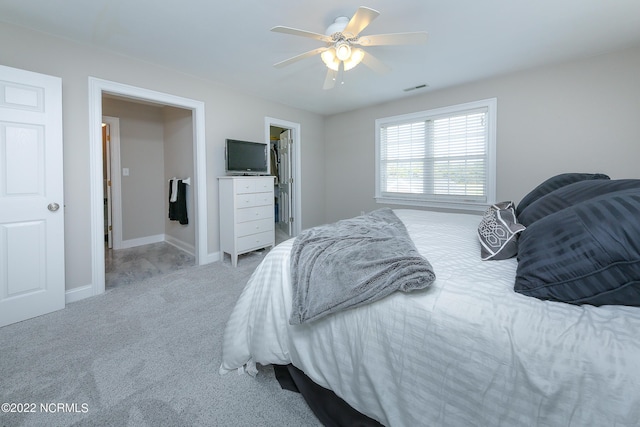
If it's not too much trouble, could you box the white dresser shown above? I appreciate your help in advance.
[219,176,275,267]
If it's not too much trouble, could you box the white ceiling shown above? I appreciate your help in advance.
[2,0,640,115]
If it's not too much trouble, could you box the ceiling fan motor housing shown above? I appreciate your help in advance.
[325,16,349,36]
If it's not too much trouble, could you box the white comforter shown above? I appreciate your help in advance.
[220,209,640,426]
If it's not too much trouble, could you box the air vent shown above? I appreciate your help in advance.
[403,84,429,92]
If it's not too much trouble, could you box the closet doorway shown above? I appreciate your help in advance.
[101,97,195,248]
[88,77,207,298]
[266,117,302,243]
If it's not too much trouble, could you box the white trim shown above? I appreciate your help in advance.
[373,196,489,212]
[264,117,302,236]
[165,234,195,256]
[202,251,221,264]
[375,98,497,211]
[65,285,94,304]
[88,77,209,299]
[119,234,165,249]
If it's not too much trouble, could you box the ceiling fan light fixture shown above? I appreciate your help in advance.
[343,48,365,71]
[335,41,352,61]
[321,49,340,71]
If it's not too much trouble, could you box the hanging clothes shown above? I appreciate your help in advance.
[270,143,279,182]
[168,179,188,225]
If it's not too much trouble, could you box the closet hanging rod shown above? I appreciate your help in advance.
[169,177,191,185]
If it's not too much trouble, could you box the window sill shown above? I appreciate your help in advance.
[375,196,490,213]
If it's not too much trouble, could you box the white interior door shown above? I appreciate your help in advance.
[103,123,113,249]
[0,65,65,328]
[278,130,293,236]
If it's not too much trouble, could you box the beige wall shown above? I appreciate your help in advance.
[163,106,195,249]
[0,21,326,292]
[103,98,166,241]
[103,98,196,249]
[324,45,640,222]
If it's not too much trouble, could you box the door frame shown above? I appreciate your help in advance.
[88,77,208,297]
[264,117,301,236]
[102,116,122,249]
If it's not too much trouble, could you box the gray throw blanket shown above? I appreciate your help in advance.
[289,208,436,325]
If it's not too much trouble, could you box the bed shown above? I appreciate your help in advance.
[219,174,640,426]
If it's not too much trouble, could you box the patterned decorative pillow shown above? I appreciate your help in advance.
[478,202,526,261]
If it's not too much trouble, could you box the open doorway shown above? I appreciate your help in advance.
[88,77,208,298]
[101,103,197,289]
[266,117,302,244]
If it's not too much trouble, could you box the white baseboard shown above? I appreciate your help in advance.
[120,234,165,249]
[165,235,195,256]
[116,233,220,265]
[203,251,220,265]
[65,284,94,304]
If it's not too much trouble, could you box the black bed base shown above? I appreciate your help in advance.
[274,364,383,427]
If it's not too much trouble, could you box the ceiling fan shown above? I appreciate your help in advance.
[271,6,428,90]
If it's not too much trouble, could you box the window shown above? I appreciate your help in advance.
[375,98,496,211]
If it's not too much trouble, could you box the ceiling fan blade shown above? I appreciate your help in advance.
[323,68,337,90]
[274,47,328,68]
[356,31,428,46]
[271,26,332,43]
[361,51,391,74]
[342,6,380,38]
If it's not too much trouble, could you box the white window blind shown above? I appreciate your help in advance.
[375,99,496,210]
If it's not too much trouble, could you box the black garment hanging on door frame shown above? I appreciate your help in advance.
[168,179,188,225]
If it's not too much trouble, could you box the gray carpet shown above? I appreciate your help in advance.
[0,251,321,427]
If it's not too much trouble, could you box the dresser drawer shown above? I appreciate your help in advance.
[253,178,273,192]
[235,179,257,194]
[235,177,273,195]
[252,191,273,206]
[237,231,274,252]
[236,205,273,223]
[236,218,274,238]
[235,192,272,208]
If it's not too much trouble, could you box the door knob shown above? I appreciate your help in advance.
[48,203,60,212]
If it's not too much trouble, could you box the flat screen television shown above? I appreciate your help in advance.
[225,139,269,175]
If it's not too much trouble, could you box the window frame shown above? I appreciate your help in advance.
[374,98,497,212]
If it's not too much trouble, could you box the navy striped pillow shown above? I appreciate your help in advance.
[518,179,640,227]
[515,173,609,217]
[515,189,640,306]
